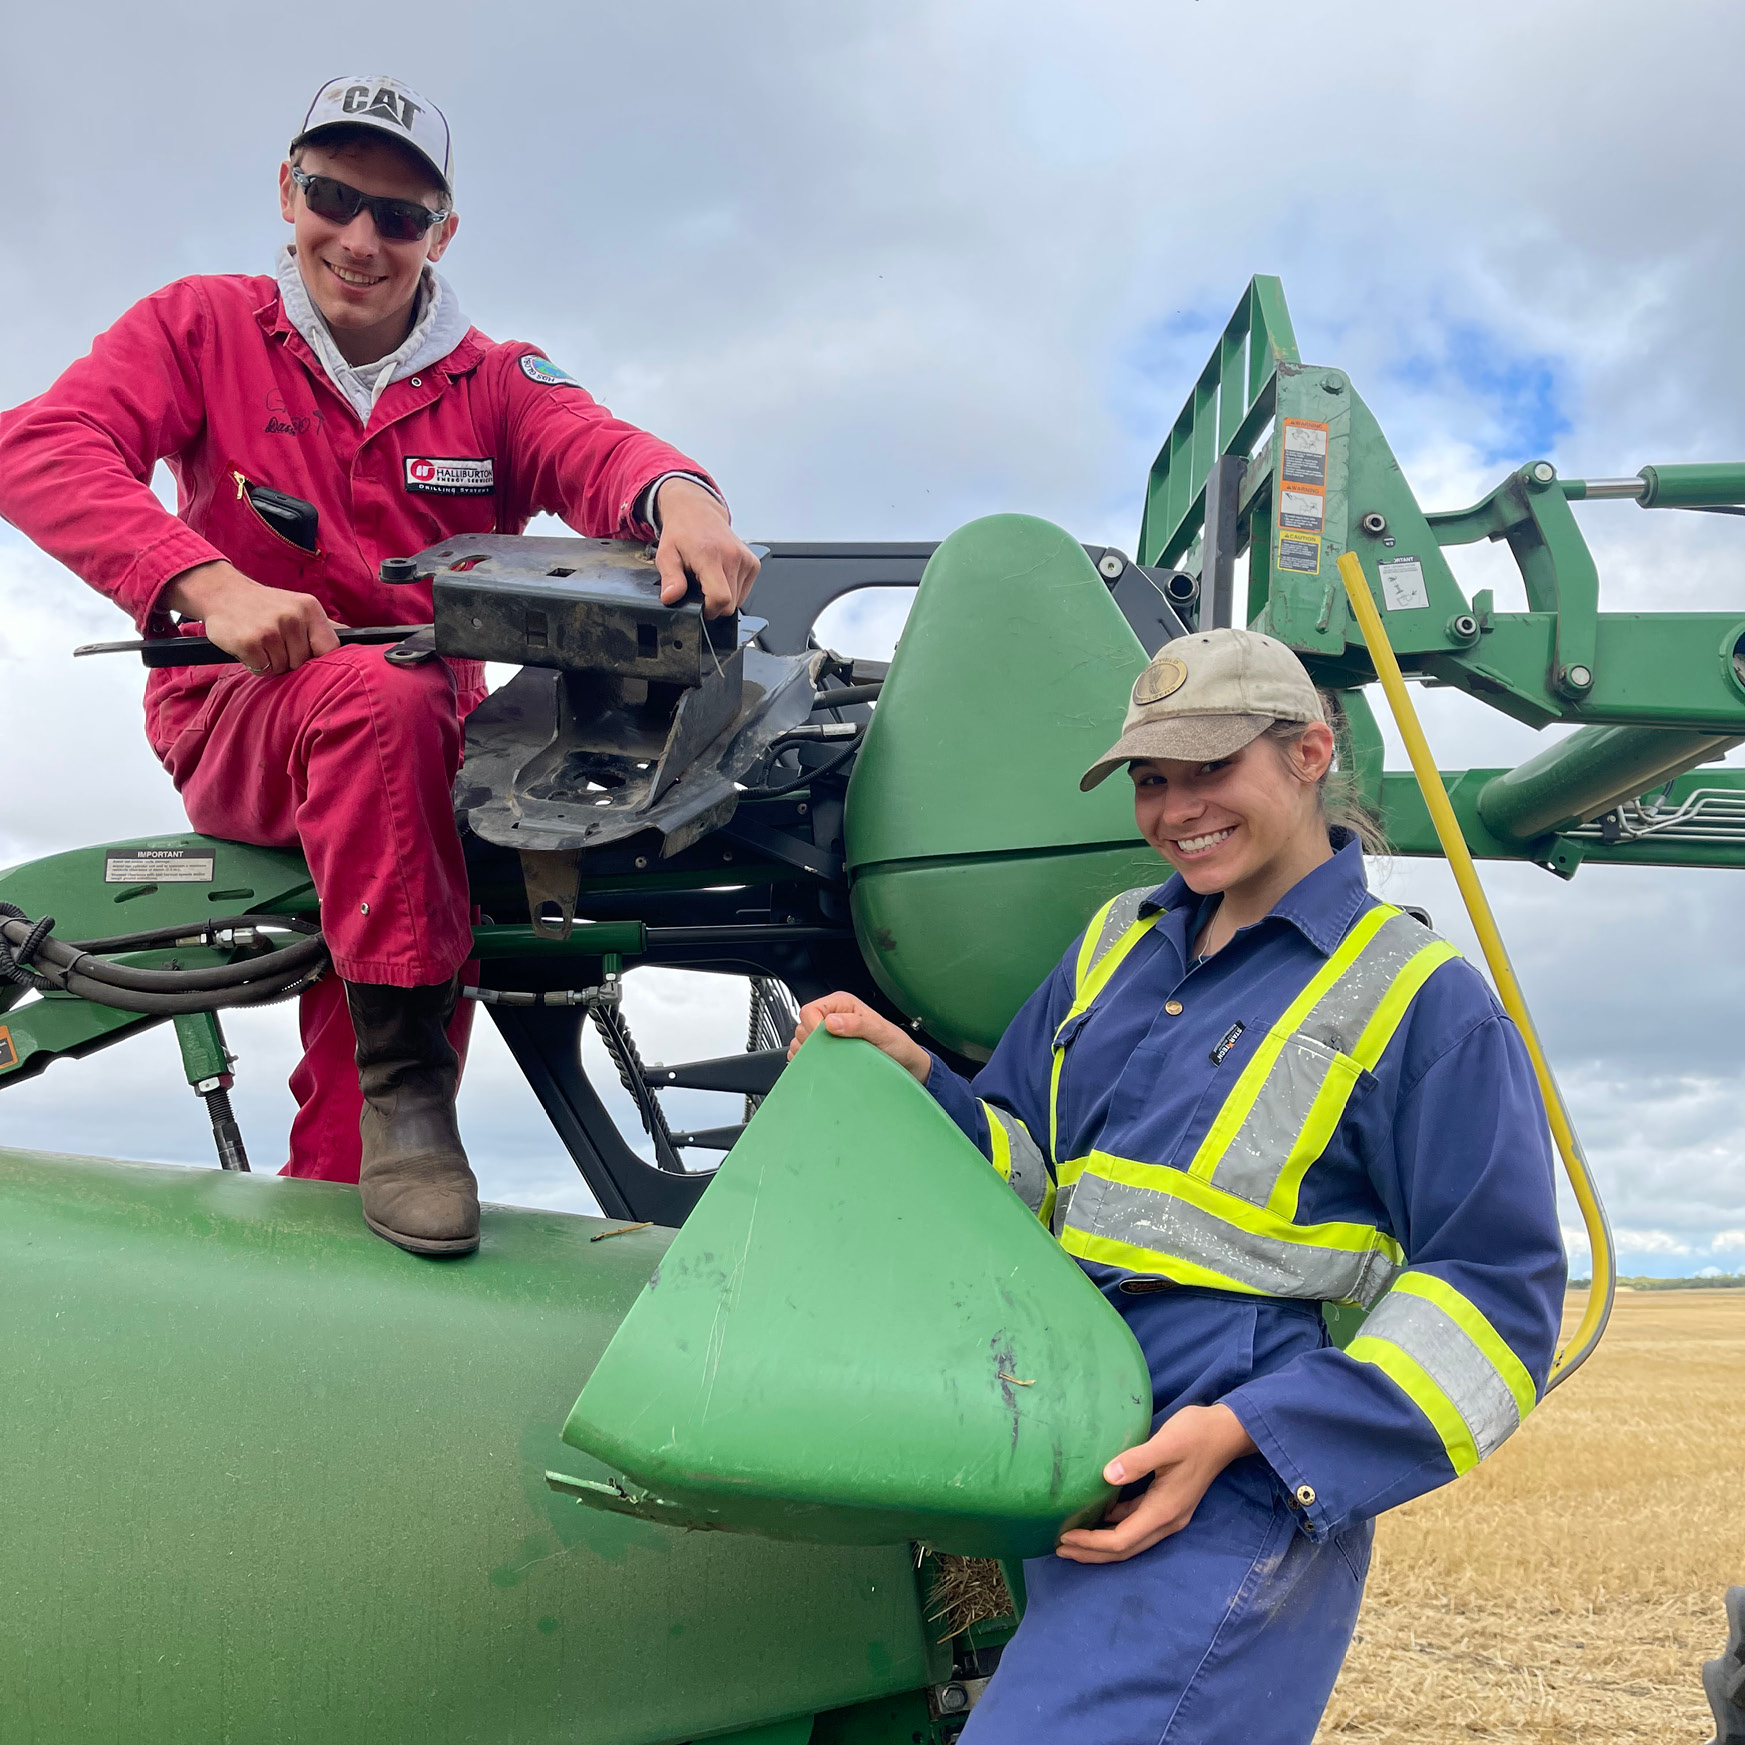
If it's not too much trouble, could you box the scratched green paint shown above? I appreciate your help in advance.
[561,1029,1152,1557]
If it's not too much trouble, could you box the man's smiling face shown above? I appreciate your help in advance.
[277,135,457,356]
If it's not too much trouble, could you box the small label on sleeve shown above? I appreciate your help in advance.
[404,456,495,496]
[519,355,578,386]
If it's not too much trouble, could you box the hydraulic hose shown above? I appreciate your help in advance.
[0,908,329,1015]
[1336,552,1614,1388]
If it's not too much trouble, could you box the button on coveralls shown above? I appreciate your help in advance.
[0,274,717,1178]
[922,836,1567,1745]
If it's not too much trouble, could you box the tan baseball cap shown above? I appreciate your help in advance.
[1080,628,1324,791]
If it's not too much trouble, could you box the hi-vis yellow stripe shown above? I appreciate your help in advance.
[983,1102,1013,1182]
[1264,936,1462,1221]
[1186,904,1398,1182]
[1351,942,1462,1073]
[1079,1149,1407,1264]
[1390,1272,1538,1421]
[1344,1334,1481,1475]
[1061,1226,1272,1294]
[1049,900,1159,1160]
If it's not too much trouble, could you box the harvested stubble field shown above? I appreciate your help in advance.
[1316,1289,1745,1743]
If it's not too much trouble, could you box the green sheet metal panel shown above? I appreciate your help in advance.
[848,847,1164,1059]
[844,513,1148,868]
[0,1150,930,1745]
[842,514,1157,1056]
[561,1030,1153,1558]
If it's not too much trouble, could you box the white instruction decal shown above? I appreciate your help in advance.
[105,848,215,884]
[1378,557,1429,611]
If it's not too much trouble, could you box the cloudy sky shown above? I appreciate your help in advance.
[3,0,1743,1277]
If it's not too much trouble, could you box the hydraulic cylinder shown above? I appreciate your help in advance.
[1475,725,1741,843]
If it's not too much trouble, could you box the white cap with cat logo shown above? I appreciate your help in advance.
[1079,627,1325,791]
[291,76,454,199]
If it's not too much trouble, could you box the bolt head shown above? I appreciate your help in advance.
[1320,372,1345,394]
[1098,551,1126,579]
[1567,664,1593,689]
[1531,461,1556,483]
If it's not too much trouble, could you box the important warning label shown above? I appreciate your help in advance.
[1277,486,1326,533]
[1277,531,1322,574]
[1378,556,1430,611]
[1281,419,1329,487]
[104,848,215,885]
[0,1026,16,1072]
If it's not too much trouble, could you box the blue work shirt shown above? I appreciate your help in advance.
[923,833,1567,1538]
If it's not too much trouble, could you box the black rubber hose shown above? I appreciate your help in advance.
[43,934,327,994]
[54,915,317,954]
[746,739,862,800]
[51,967,324,1015]
[0,908,329,1014]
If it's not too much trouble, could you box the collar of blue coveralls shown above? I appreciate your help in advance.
[1139,827,1370,963]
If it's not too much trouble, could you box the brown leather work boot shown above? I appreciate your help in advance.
[345,975,480,1256]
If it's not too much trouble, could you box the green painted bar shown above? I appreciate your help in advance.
[472,921,647,959]
[1475,726,1743,843]
[1638,462,1745,508]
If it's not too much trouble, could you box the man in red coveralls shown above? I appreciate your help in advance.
[0,76,759,1256]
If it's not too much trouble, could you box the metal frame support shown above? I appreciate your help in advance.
[1200,455,1246,629]
[172,1010,249,1172]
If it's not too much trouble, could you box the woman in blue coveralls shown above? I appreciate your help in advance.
[792,627,1567,1745]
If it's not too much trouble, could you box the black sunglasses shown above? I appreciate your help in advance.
[290,167,449,242]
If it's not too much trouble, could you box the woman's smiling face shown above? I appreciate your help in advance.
[1128,723,1335,895]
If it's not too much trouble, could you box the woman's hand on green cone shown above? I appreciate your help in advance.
[790,993,932,1084]
[1055,1403,1258,1564]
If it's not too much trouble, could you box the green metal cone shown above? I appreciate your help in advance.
[560,1029,1153,1558]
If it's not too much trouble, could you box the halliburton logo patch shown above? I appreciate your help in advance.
[404,456,495,497]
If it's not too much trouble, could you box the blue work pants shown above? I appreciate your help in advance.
[960,1287,1373,1745]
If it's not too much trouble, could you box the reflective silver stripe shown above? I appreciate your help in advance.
[1065,1171,1400,1306]
[987,1107,1050,1216]
[1050,1178,1078,1238]
[1208,910,1441,1206]
[1083,886,1158,987]
[1358,1286,1523,1459]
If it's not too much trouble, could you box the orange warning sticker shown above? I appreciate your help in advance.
[1280,418,1329,486]
[1277,484,1325,533]
[0,1025,16,1072]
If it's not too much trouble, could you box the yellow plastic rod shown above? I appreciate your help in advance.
[1336,551,1613,1387]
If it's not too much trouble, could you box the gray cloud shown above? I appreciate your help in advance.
[4,0,1745,1269]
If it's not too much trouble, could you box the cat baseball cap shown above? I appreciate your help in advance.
[1080,627,1325,790]
[291,76,454,199]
